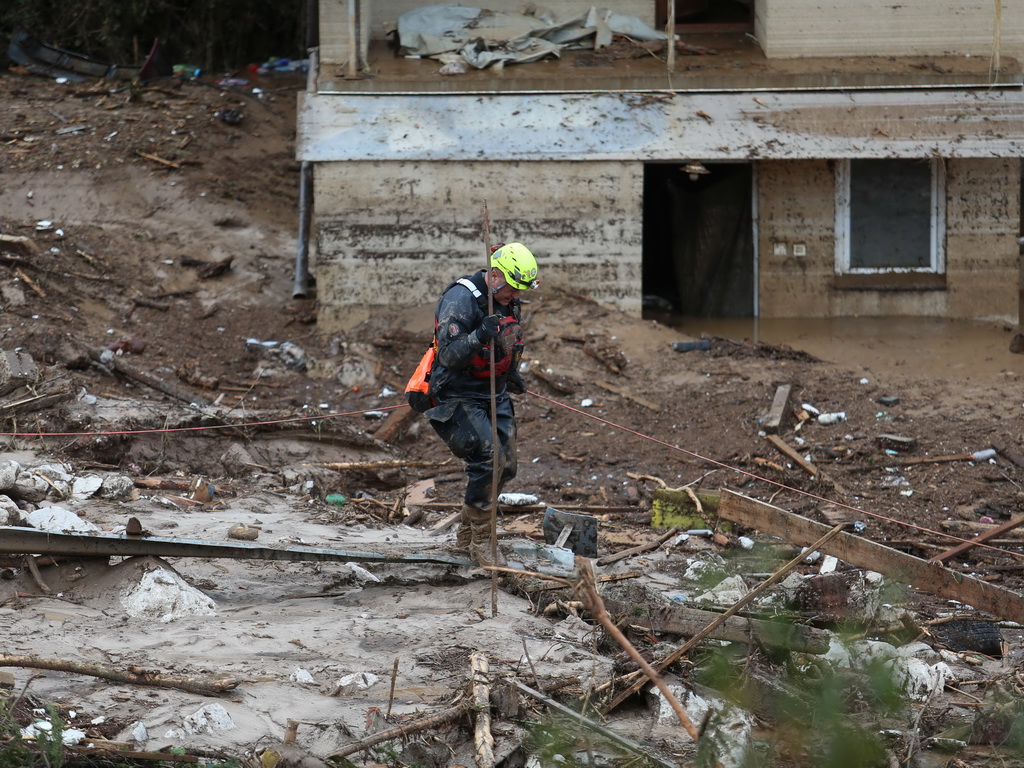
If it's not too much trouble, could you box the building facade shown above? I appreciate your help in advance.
[297,1,1024,330]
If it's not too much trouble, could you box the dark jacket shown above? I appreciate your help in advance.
[430,270,522,399]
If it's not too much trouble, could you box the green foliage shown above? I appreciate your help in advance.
[1,0,307,74]
[0,695,66,768]
[0,693,35,768]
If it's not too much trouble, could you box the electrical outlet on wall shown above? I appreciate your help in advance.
[793,244,807,256]
[773,243,787,256]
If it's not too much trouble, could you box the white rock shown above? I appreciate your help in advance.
[98,474,135,500]
[182,703,236,734]
[0,495,22,525]
[71,475,104,499]
[120,565,216,622]
[290,668,316,684]
[27,506,100,533]
[0,460,19,491]
[336,672,380,693]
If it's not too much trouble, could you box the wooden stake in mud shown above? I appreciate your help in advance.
[483,201,500,617]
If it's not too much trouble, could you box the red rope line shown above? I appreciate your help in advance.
[526,390,1024,562]
[3,388,1019,562]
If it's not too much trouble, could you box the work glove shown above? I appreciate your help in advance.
[507,371,526,395]
[475,314,501,343]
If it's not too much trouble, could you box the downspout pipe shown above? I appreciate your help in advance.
[293,0,319,299]
[292,160,314,298]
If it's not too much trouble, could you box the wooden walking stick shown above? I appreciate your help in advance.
[482,201,500,616]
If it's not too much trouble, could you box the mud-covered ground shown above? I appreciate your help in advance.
[3,69,1024,767]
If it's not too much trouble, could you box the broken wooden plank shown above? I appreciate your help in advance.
[601,596,830,654]
[992,440,1024,469]
[931,514,1024,563]
[764,434,817,476]
[593,380,659,411]
[762,383,791,434]
[595,527,680,566]
[0,234,41,258]
[374,405,418,442]
[717,489,1024,621]
[87,347,209,406]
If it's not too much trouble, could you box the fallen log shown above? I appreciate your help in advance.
[602,596,830,655]
[329,700,468,760]
[0,655,237,696]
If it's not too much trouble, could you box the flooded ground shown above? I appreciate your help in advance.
[666,315,1024,383]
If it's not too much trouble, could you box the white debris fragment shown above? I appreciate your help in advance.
[290,668,316,683]
[26,506,100,533]
[71,475,104,499]
[336,672,380,693]
[120,565,217,622]
[498,492,539,506]
[182,703,237,734]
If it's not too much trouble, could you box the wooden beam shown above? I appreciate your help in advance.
[594,380,659,411]
[764,434,817,476]
[718,489,1024,621]
[931,515,1024,563]
[763,383,791,435]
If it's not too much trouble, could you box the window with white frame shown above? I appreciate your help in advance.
[835,158,945,273]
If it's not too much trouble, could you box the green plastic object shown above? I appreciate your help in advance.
[325,494,347,506]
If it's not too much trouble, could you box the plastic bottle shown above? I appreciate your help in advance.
[817,411,847,425]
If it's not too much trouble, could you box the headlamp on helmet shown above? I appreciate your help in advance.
[491,242,539,290]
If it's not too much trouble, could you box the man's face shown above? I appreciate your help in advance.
[492,282,522,306]
[488,268,522,306]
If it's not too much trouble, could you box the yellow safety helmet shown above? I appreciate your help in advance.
[491,242,539,290]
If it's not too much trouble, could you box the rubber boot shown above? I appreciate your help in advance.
[453,505,472,554]
[465,505,507,568]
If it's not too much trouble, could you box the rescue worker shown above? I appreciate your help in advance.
[423,243,539,567]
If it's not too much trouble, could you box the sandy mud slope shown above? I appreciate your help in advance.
[3,70,1024,767]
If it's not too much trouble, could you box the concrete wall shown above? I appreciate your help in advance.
[314,160,643,330]
[756,158,1021,320]
[319,0,655,66]
[944,157,1021,320]
[759,0,1024,59]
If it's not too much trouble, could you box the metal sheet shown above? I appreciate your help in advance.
[0,526,471,566]
[297,88,1024,162]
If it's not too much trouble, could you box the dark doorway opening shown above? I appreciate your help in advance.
[642,162,755,318]
[656,0,754,31]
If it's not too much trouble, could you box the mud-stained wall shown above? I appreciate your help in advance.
[319,1,655,66]
[757,160,840,318]
[760,0,1024,59]
[757,159,1021,320]
[944,158,1021,320]
[314,160,643,331]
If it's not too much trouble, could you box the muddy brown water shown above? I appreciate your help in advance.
[670,316,1024,383]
